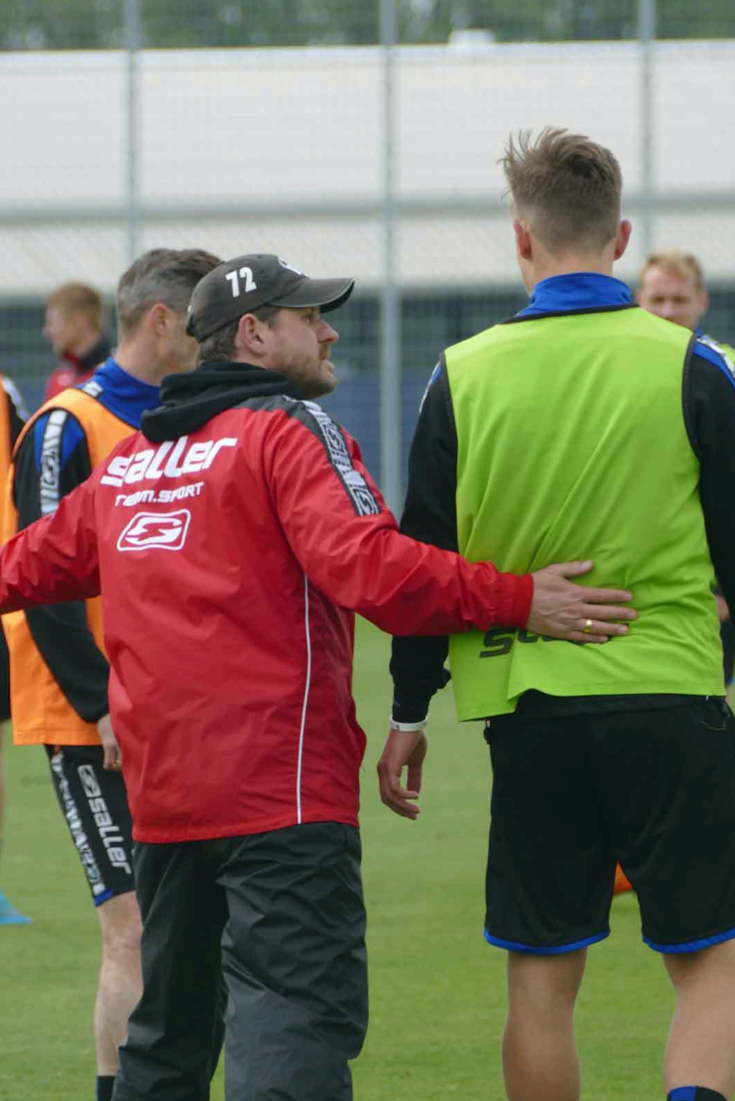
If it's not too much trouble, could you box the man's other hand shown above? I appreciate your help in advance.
[527,560,636,643]
[377,729,427,819]
[98,713,123,771]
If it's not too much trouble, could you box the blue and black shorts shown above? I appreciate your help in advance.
[483,698,735,955]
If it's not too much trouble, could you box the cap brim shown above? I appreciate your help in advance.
[269,277,355,313]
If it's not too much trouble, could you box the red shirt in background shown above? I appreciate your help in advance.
[43,363,96,401]
[43,337,111,401]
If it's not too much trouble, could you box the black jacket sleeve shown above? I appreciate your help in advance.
[2,376,29,447]
[390,359,458,722]
[13,409,110,723]
[684,345,735,615]
[0,377,27,720]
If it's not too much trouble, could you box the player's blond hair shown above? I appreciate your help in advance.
[501,127,623,253]
[46,282,104,329]
[639,250,705,291]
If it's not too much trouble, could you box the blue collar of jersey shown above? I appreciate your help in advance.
[81,356,161,430]
[516,272,633,318]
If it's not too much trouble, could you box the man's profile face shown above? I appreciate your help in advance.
[261,307,340,399]
[163,309,200,375]
[43,307,85,357]
[637,266,707,332]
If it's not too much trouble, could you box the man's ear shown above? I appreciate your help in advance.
[150,303,170,336]
[613,219,632,261]
[236,313,265,357]
[513,219,533,261]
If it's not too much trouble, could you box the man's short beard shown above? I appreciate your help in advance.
[299,374,337,400]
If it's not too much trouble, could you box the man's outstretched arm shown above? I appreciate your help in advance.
[13,410,110,723]
[268,397,635,640]
[0,479,101,613]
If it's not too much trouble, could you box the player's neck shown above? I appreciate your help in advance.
[68,330,102,359]
[529,256,615,290]
[115,339,170,386]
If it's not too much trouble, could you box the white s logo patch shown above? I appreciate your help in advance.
[117,510,192,552]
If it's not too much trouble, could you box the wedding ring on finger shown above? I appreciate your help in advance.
[582,619,593,633]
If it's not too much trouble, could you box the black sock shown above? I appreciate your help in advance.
[668,1089,728,1101]
[96,1075,115,1101]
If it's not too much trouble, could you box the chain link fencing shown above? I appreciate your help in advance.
[1,0,734,505]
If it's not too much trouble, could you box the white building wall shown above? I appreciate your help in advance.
[0,40,733,295]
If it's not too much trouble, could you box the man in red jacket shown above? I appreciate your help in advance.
[0,254,635,1101]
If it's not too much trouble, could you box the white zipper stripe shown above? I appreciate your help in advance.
[296,573,312,824]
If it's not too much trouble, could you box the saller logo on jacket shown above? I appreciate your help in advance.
[118,510,192,552]
[101,435,237,487]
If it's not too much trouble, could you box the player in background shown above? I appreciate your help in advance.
[637,249,735,685]
[608,250,735,899]
[636,250,735,361]
[42,282,112,401]
[380,130,735,1101]
[0,373,30,925]
[4,248,220,1101]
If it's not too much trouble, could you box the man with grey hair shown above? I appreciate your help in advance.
[4,246,220,1101]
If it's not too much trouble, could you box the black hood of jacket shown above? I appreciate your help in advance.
[141,361,303,442]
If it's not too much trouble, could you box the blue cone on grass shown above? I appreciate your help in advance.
[0,885,31,925]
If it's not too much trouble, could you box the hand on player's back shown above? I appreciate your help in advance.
[527,560,636,644]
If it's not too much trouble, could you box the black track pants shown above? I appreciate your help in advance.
[113,821,368,1101]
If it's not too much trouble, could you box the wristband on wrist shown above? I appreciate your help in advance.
[389,717,427,732]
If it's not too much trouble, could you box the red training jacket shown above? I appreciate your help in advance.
[0,394,532,842]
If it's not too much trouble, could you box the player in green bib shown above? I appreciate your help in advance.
[379,129,735,1101]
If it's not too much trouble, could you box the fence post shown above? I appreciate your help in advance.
[639,0,656,257]
[379,0,402,513]
[124,0,142,265]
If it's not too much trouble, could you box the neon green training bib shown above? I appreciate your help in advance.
[446,307,723,719]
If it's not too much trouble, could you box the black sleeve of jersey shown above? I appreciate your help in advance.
[2,379,27,447]
[0,378,27,721]
[390,359,458,723]
[684,348,735,615]
[13,413,110,724]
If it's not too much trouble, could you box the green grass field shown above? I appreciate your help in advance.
[0,619,673,1100]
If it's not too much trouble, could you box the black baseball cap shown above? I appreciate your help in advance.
[186,253,355,341]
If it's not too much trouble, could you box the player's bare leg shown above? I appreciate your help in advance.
[95,890,143,1074]
[503,948,586,1101]
[663,939,735,1098]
